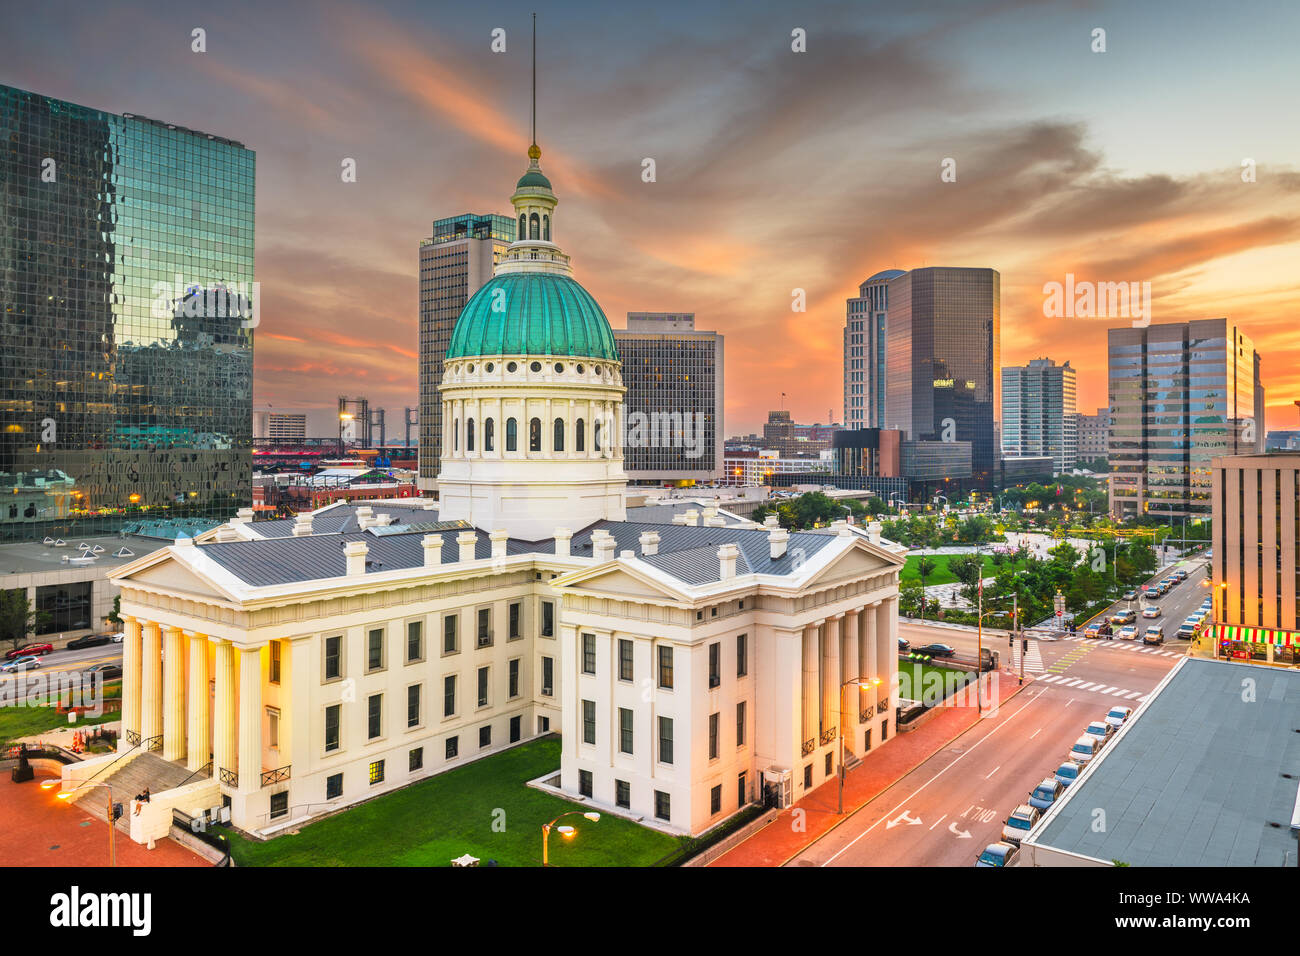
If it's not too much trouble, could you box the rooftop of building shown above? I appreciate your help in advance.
[0,532,183,577]
[1028,657,1300,867]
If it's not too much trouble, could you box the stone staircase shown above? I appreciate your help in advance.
[72,752,199,831]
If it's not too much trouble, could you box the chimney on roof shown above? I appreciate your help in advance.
[592,530,616,563]
[702,505,718,520]
[174,536,194,549]
[683,509,700,527]
[490,529,509,560]
[639,530,660,556]
[553,528,573,558]
[718,543,739,580]
[374,513,394,527]
[457,531,478,563]
[292,513,314,537]
[763,515,780,529]
[231,507,254,526]
[344,540,368,577]
[705,516,726,527]
[422,534,444,567]
[867,521,882,545]
[830,518,848,533]
[769,527,790,560]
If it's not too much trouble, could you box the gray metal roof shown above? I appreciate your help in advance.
[1033,658,1300,866]
[624,502,747,526]
[248,501,438,539]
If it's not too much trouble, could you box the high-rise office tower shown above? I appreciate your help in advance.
[614,313,723,483]
[1074,407,1109,462]
[1109,318,1265,518]
[252,411,308,441]
[1001,358,1077,472]
[844,269,904,430]
[0,85,254,542]
[883,267,1001,487]
[417,214,515,493]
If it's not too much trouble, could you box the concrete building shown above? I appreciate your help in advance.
[614,313,724,484]
[87,122,906,842]
[1210,453,1300,666]
[252,412,308,441]
[1109,319,1265,518]
[1073,407,1109,463]
[722,449,833,486]
[884,268,1001,488]
[1001,358,1077,472]
[417,214,516,494]
[844,270,904,430]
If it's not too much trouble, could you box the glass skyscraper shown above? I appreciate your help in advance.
[844,269,903,430]
[0,85,254,541]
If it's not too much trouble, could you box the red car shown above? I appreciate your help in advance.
[5,643,54,661]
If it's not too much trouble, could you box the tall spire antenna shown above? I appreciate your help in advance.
[531,12,537,147]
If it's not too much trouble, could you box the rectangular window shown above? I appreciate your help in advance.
[541,656,554,696]
[657,645,673,689]
[326,773,342,800]
[369,760,385,785]
[579,769,593,798]
[367,628,385,672]
[269,640,281,684]
[738,771,747,808]
[736,701,747,747]
[509,602,521,639]
[804,765,812,789]
[445,736,458,760]
[324,635,342,681]
[881,719,888,742]
[267,708,280,748]
[541,600,554,637]
[654,790,671,822]
[409,747,423,772]
[509,715,521,743]
[477,666,489,708]
[710,785,722,815]
[368,693,383,740]
[269,790,289,819]
[582,633,596,674]
[736,634,748,677]
[618,639,633,681]
[582,699,596,745]
[443,675,456,717]
[479,724,491,748]
[407,621,423,662]
[324,704,341,752]
[709,712,719,760]
[709,642,721,688]
[615,779,631,809]
[443,615,459,654]
[658,716,673,765]
[477,607,492,647]
[619,707,634,755]
[864,728,872,752]
[508,658,520,698]
[825,752,833,776]
[407,684,421,728]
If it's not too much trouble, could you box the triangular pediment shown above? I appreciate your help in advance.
[116,551,240,603]
[553,563,690,603]
[800,539,903,589]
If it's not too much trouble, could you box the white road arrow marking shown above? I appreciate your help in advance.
[948,822,972,839]
[886,809,922,829]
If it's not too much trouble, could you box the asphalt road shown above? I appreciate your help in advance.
[0,643,123,701]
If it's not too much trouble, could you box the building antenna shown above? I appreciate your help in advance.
[531,12,537,147]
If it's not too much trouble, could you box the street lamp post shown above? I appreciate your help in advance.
[541,810,600,866]
[836,676,878,814]
[43,779,115,866]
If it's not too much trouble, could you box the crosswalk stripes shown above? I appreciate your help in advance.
[1057,635,1181,657]
[1035,674,1152,702]
[1010,639,1045,673]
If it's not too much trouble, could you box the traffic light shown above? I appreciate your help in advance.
[1022,638,1029,652]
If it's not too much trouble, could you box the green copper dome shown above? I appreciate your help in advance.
[516,168,552,190]
[446,272,620,361]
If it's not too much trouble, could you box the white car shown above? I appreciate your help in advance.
[1118,625,1139,640]
[1141,605,1161,618]
[1069,735,1101,765]
[1001,804,1041,846]
[1105,705,1133,729]
[1084,720,1115,745]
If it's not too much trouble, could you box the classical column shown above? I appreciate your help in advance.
[120,617,142,745]
[821,616,841,738]
[187,633,212,772]
[237,646,263,792]
[876,599,894,709]
[139,621,163,748]
[862,605,878,707]
[213,640,237,785]
[842,610,860,749]
[162,626,187,762]
[800,623,818,752]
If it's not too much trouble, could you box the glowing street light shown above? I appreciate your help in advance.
[542,810,600,866]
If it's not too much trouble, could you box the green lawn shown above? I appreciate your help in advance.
[225,736,680,867]
[0,680,122,746]
[896,661,974,706]
[901,553,1003,586]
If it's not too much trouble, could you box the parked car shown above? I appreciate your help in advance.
[975,841,1020,867]
[5,642,53,661]
[1105,705,1133,728]
[84,662,123,681]
[1084,720,1115,745]
[1028,777,1065,810]
[914,643,955,658]
[1055,761,1082,788]
[1122,590,1137,601]
[1145,582,1166,598]
[1001,804,1042,846]
[1069,735,1101,766]
[1171,569,1188,582]
[0,655,42,673]
[1176,620,1198,639]
[1141,604,1162,618]
[898,637,910,653]
[1143,626,1164,645]
[1117,625,1139,641]
[67,634,113,650]
[111,632,125,643]
[1109,609,1136,625]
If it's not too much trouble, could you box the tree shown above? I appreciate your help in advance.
[107,594,123,626]
[0,589,41,656]
[950,554,985,589]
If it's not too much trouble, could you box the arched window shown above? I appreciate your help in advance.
[506,417,518,452]
[594,420,602,452]
[484,418,495,452]
[553,417,565,451]
[529,212,540,240]
[543,214,550,241]
[453,418,459,452]
[529,417,542,452]
[518,214,526,239]
[575,418,585,452]
[466,418,475,451]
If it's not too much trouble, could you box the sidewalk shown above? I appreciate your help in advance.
[708,670,1031,867]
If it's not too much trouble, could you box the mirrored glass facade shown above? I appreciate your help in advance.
[1,85,254,541]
